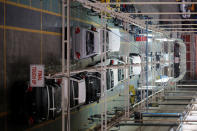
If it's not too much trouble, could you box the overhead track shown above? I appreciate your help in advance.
[125,12,197,15]
[150,24,197,26]
[160,28,197,30]
[91,2,197,5]
[165,31,197,32]
[76,0,166,34]
[133,19,197,22]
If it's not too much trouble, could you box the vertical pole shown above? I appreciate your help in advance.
[168,41,171,90]
[104,13,107,131]
[66,0,71,129]
[3,0,7,130]
[61,0,65,130]
[126,24,130,118]
[145,22,149,112]
[62,0,70,130]
[100,11,104,131]
[127,57,130,117]
[124,55,127,117]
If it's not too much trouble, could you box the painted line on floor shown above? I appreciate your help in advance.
[0,25,61,36]
[0,0,61,17]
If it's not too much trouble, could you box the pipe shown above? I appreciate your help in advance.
[142,112,181,115]
[145,21,149,111]
[125,12,197,15]
[95,2,197,5]
[61,0,65,130]
[177,85,197,87]
[130,114,181,118]
[117,123,179,126]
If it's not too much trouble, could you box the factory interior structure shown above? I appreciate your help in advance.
[2,0,197,131]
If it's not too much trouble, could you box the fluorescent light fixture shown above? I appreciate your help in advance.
[139,33,154,37]
[155,38,174,42]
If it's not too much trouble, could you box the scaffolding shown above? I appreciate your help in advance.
[59,0,187,131]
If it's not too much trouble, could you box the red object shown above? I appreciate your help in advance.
[57,79,62,85]
[110,60,114,65]
[123,4,126,8]
[27,86,33,92]
[75,27,80,34]
[29,117,34,125]
[136,36,147,41]
[76,52,80,59]
[91,27,96,32]
[182,35,191,79]
[82,75,86,79]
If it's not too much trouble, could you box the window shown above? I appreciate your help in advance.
[86,31,94,55]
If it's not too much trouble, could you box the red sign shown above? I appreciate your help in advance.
[136,36,147,41]
[30,65,44,87]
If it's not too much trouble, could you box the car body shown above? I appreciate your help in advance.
[179,0,192,19]
[72,27,100,59]
[129,53,142,75]
[63,74,86,108]
[72,27,120,60]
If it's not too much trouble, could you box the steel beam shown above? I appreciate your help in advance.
[92,2,197,5]
[125,12,197,15]
[177,85,197,87]
[117,123,179,126]
[165,31,197,33]
[150,24,197,26]
[159,28,197,30]
[134,19,197,22]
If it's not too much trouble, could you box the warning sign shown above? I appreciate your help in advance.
[30,65,45,87]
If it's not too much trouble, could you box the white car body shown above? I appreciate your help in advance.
[132,56,141,64]
[63,77,86,108]
[180,0,191,18]
[72,28,100,59]
[95,58,124,88]
[129,54,142,75]
[108,29,120,52]
[72,27,121,60]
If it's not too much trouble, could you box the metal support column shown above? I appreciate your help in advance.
[100,10,107,131]
[145,22,149,111]
[62,0,70,130]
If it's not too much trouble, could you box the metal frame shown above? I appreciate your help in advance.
[90,2,197,5]
[58,0,187,130]
[125,12,197,15]
[62,0,70,130]
[151,24,197,26]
